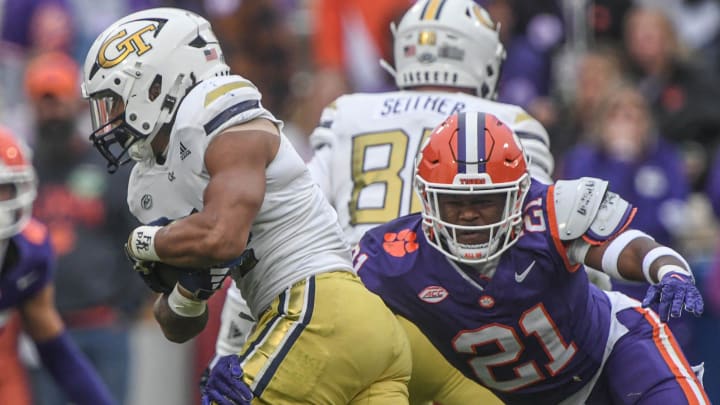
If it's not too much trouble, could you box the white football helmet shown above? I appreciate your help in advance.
[0,127,37,240]
[81,7,230,172]
[382,0,506,98]
[414,112,529,263]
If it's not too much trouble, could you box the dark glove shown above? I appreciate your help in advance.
[176,266,230,300]
[124,243,173,294]
[642,270,704,322]
[125,216,232,299]
[201,354,253,405]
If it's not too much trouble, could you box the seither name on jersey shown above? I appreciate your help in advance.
[379,94,466,117]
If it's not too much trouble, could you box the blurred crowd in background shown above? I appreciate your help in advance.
[1,0,720,404]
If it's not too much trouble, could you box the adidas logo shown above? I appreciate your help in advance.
[179,142,191,160]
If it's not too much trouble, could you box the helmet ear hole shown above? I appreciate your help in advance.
[149,75,162,101]
[481,83,490,98]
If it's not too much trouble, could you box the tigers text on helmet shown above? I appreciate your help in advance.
[414,111,530,263]
[382,0,506,99]
[81,7,230,172]
[0,127,37,240]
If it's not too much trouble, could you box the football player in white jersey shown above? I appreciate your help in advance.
[81,8,412,405]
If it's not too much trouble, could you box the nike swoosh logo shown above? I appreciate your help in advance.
[515,261,536,283]
[16,272,39,290]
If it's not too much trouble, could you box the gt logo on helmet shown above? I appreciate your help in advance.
[97,24,157,68]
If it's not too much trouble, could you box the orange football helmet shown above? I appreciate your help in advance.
[0,128,36,239]
[414,111,529,263]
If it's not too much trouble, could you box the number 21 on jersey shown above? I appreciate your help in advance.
[453,303,577,391]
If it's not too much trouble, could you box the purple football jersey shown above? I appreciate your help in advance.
[356,180,634,404]
[0,219,54,331]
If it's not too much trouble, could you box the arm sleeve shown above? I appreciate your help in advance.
[36,331,115,405]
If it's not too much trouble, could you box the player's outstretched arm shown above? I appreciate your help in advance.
[584,230,704,321]
[20,285,116,405]
[126,118,280,269]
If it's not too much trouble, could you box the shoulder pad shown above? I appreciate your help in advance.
[553,177,609,241]
[553,178,634,241]
[586,190,634,242]
[178,76,281,138]
[309,98,342,149]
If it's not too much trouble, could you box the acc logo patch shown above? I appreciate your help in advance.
[418,286,449,304]
[97,18,167,69]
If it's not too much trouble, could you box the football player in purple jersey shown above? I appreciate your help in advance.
[0,127,114,405]
[355,111,710,405]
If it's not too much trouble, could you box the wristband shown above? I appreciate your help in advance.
[641,246,691,284]
[128,226,162,261]
[168,284,207,318]
[656,264,693,284]
[601,230,651,280]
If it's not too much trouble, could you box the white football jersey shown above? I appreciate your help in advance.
[307,90,555,245]
[127,75,352,318]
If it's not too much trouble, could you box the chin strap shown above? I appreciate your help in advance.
[379,59,397,78]
[379,21,399,79]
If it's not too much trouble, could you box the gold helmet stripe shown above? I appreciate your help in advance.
[421,0,447,20]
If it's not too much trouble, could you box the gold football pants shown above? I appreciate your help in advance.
[237,271,412,404]
[396,316,503,405]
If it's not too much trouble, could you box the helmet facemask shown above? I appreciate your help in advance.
[416,174,529,263]
[0,131,37,241]
[87,91,142,172]
[0,173,37,240]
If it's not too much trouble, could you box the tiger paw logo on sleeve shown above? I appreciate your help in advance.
[382,229,419,257]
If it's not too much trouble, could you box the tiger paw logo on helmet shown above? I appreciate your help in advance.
[383,230,419,257]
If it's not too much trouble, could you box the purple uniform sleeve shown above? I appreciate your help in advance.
[36,331,115,405]
[354,232,386,295]
[17,220,56,300]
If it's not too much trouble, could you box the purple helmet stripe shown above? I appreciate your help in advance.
[457,112,467,173]
[477,112,487,173]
